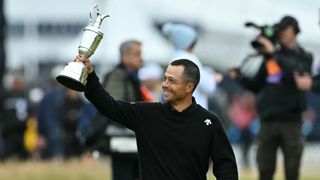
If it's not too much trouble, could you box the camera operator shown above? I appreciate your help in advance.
[229,15,313,180]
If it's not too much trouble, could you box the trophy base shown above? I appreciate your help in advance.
[56,75,86,92]
[56,61,88,92]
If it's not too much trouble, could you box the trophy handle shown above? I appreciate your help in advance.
[101,14,110,21]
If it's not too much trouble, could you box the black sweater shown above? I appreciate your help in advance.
[84,72,238,180]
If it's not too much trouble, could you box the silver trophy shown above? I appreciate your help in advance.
[56,3,109,91]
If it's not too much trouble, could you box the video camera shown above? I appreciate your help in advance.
[245,22,278,50]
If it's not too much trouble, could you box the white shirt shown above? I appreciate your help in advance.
[171,50,216,109]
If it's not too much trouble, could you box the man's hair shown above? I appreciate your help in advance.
[170,59,200,91]
[119,40,141,58]
[277,15,300,34]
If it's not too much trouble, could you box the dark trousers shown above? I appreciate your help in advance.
[112,156,139,180]
[240,127,253,167]
[257,121,303,180]
[3,133,27,159]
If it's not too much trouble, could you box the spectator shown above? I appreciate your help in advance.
[37,66,66,159]
[102,40,143,180]
[228,91,256,167]
[162,23,217,110]
[60,89,84,158]
[138,62,164,102]
[0,75,29,159]
[229,15,313,180]
[78,40,144,180]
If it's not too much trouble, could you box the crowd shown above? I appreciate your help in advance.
[0,15,320,180]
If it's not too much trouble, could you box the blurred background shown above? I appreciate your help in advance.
[0,0,320,179]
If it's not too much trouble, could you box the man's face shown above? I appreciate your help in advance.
[162,65,193,104]
[123,43,143,70]
[278,26,297,48]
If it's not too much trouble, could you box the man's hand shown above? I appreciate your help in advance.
[74,55,94,74]
[257,36,275,54]
[294,72,313,91]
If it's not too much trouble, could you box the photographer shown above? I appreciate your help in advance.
[229,16,313,180]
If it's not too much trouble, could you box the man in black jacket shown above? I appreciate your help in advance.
[75,56,238,180]
[102,40,143,180]
[229,16,313,180]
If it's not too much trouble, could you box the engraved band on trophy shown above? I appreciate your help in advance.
[56,3,109,92]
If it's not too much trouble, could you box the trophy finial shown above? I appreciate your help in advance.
[89,3,110,28]
[89,3,98,21]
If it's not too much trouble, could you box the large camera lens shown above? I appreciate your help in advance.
[251,40,263,49]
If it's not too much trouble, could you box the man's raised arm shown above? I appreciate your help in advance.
[75,56,140,130]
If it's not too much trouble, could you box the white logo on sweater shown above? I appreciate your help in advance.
[204,119,212,126]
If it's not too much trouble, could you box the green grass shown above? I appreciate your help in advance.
[207,167,320,180]
[0,158,110,180]
[0,158,319,180]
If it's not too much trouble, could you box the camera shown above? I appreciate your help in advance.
[245,22,278,50]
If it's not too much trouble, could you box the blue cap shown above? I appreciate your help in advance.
[162,23,197,50]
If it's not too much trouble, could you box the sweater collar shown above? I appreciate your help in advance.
[165,97,197,114]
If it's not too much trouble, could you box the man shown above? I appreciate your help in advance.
[60,89,84,158]
[229,15,313,180]
[82,40,143,180]
[103,40,142,180]
[0,75,29,159]
[76,56,238,180]
[37,66,67,159]
[103,40,143,102]
[138,62,163,102]
[162,23,217,109]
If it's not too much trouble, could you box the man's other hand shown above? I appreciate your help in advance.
[294,72,313,91]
